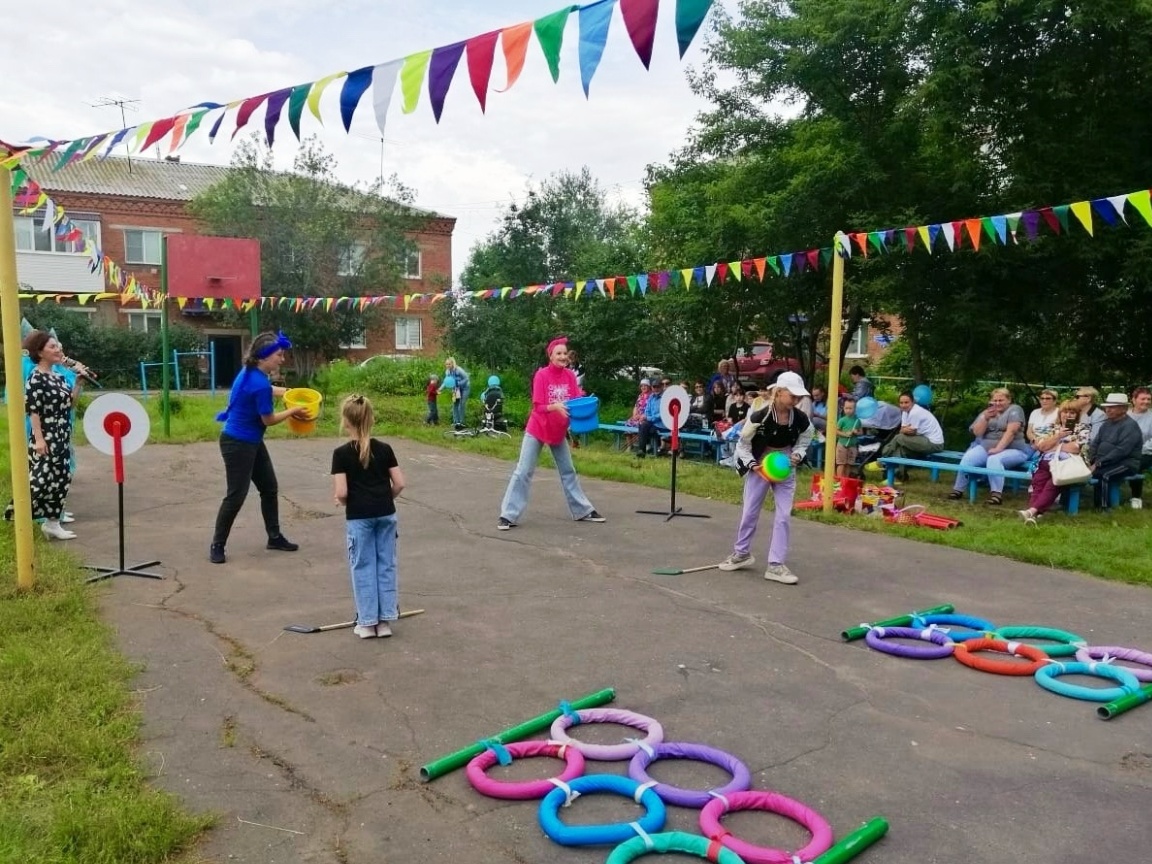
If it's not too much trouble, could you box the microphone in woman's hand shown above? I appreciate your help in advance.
[64,356,99,384]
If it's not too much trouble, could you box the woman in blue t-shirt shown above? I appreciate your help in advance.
[209,332,312,564]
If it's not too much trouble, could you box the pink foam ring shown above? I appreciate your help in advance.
[699,789,834,864]
[465,740,586,800]
[549,707,664,762]
[1075,646,1152,683]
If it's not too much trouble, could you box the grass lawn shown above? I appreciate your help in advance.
[106,389,1152,586]
[1,384,1146,862]
[0,415,212,864]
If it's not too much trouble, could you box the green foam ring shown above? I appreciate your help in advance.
[1097,683,1152,720]
[813,817,890,864]
[419,688,615,781]
[841,605,954,641]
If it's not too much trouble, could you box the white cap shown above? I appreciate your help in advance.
[775,371,809,397]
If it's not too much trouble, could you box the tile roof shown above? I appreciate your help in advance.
[33,156,451,219]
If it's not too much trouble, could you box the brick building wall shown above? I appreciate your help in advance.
[14,157,454,383]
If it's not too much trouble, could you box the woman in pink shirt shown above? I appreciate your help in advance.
[497,337,604,530]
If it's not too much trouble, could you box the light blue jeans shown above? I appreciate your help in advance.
[346,514,398,627]
[953,444,1029,494]
[500,433,595,523]
[452,385,470,426]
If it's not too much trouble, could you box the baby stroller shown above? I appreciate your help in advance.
[478,377,510,438]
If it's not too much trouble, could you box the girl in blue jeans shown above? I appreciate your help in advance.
[332,395,406,639]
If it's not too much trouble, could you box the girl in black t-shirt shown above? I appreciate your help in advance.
[331,395,407,639]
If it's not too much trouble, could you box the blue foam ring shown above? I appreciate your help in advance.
[480,738,512,766]
[559,700,582,726]
[914,613,996,643]
[1034,661,1143,703]
[538,774,667,847]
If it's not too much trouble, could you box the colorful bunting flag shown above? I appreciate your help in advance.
[578,0,615,97]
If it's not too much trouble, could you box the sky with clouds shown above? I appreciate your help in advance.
[4,0,738,281]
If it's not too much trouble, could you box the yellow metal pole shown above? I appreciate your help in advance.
[0,165,37,589]
[822,233,847,515]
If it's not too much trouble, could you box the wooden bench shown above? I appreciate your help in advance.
[878,457,1031,503]
[880,456,1142,515]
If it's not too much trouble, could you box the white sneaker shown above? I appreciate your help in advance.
[375,622,393,638]
[41,520,76,541]
[764,563,798,584]
[718,552,755,571]
[353,625,377,639]
[1131,498,1143,510]
[60,511,75,524]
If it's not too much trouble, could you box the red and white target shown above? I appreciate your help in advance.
[83,394,150,482]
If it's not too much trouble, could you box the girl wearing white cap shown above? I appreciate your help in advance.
[719,371,813,584]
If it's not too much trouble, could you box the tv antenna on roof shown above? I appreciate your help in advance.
[89,95,141,172]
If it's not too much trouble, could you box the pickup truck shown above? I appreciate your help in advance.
[734,341,805,389]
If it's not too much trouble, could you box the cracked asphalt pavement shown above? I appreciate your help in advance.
[67,437,1152,863]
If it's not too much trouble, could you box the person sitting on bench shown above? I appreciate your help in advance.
[882,390,945,461]
[948,387,1030,506]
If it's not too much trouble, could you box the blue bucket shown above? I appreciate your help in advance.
[566,396,600,434]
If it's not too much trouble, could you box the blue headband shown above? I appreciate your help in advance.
[255,332,292,360]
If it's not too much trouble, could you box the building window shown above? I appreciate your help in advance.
[401,249,421,279]
[846,321,869,357]
[124,229,163,265]
[14,215,99,254]
[338,242,366,277]
[339,325,368,350]
[125,311,163,333]
[395,317,422,350]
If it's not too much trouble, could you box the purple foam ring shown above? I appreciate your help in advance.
[466,739,587,800]
[1075,646,1152,683]
[627,741,752,809]
[549,707,664,762]
[864,625,956,659]
[699,789,834,864]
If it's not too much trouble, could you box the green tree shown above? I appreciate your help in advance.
[647,0,1152,387]
[444,168,659,383]
[188,135,426,378]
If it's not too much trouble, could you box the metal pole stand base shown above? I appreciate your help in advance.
[84,560,164,584]
[84,480,164,583]
[636,449,711,522]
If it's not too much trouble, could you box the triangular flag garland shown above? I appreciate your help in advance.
[0,0,714,169]
[7,145,1150,313]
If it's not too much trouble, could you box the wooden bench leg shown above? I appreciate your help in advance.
[1066,486,1080,516]
[968,479,978,503]
[930,468,940,482]
[885,466,896,485]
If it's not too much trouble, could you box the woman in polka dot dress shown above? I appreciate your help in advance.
[24,330,83,540]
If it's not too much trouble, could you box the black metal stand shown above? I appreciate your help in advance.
[84,482,163,583]
[637,441,711,522]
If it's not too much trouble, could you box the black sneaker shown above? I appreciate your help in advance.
[209,544,226,564]
[267,534,299,552]
[578,510,606,523]
[497,517,515,531]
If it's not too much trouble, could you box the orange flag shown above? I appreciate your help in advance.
[497,22,533,91]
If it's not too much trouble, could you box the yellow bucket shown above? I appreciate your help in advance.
[284,388,323,435]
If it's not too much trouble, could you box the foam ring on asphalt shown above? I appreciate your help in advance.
[627,741,752,808]
[698,789,834,864]
[864,625,956,659]
[466,739,586,800]
[538,774,666,847]
[549,707,664,762]
[953,638,1048,675]
[1034,661,1143,702]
